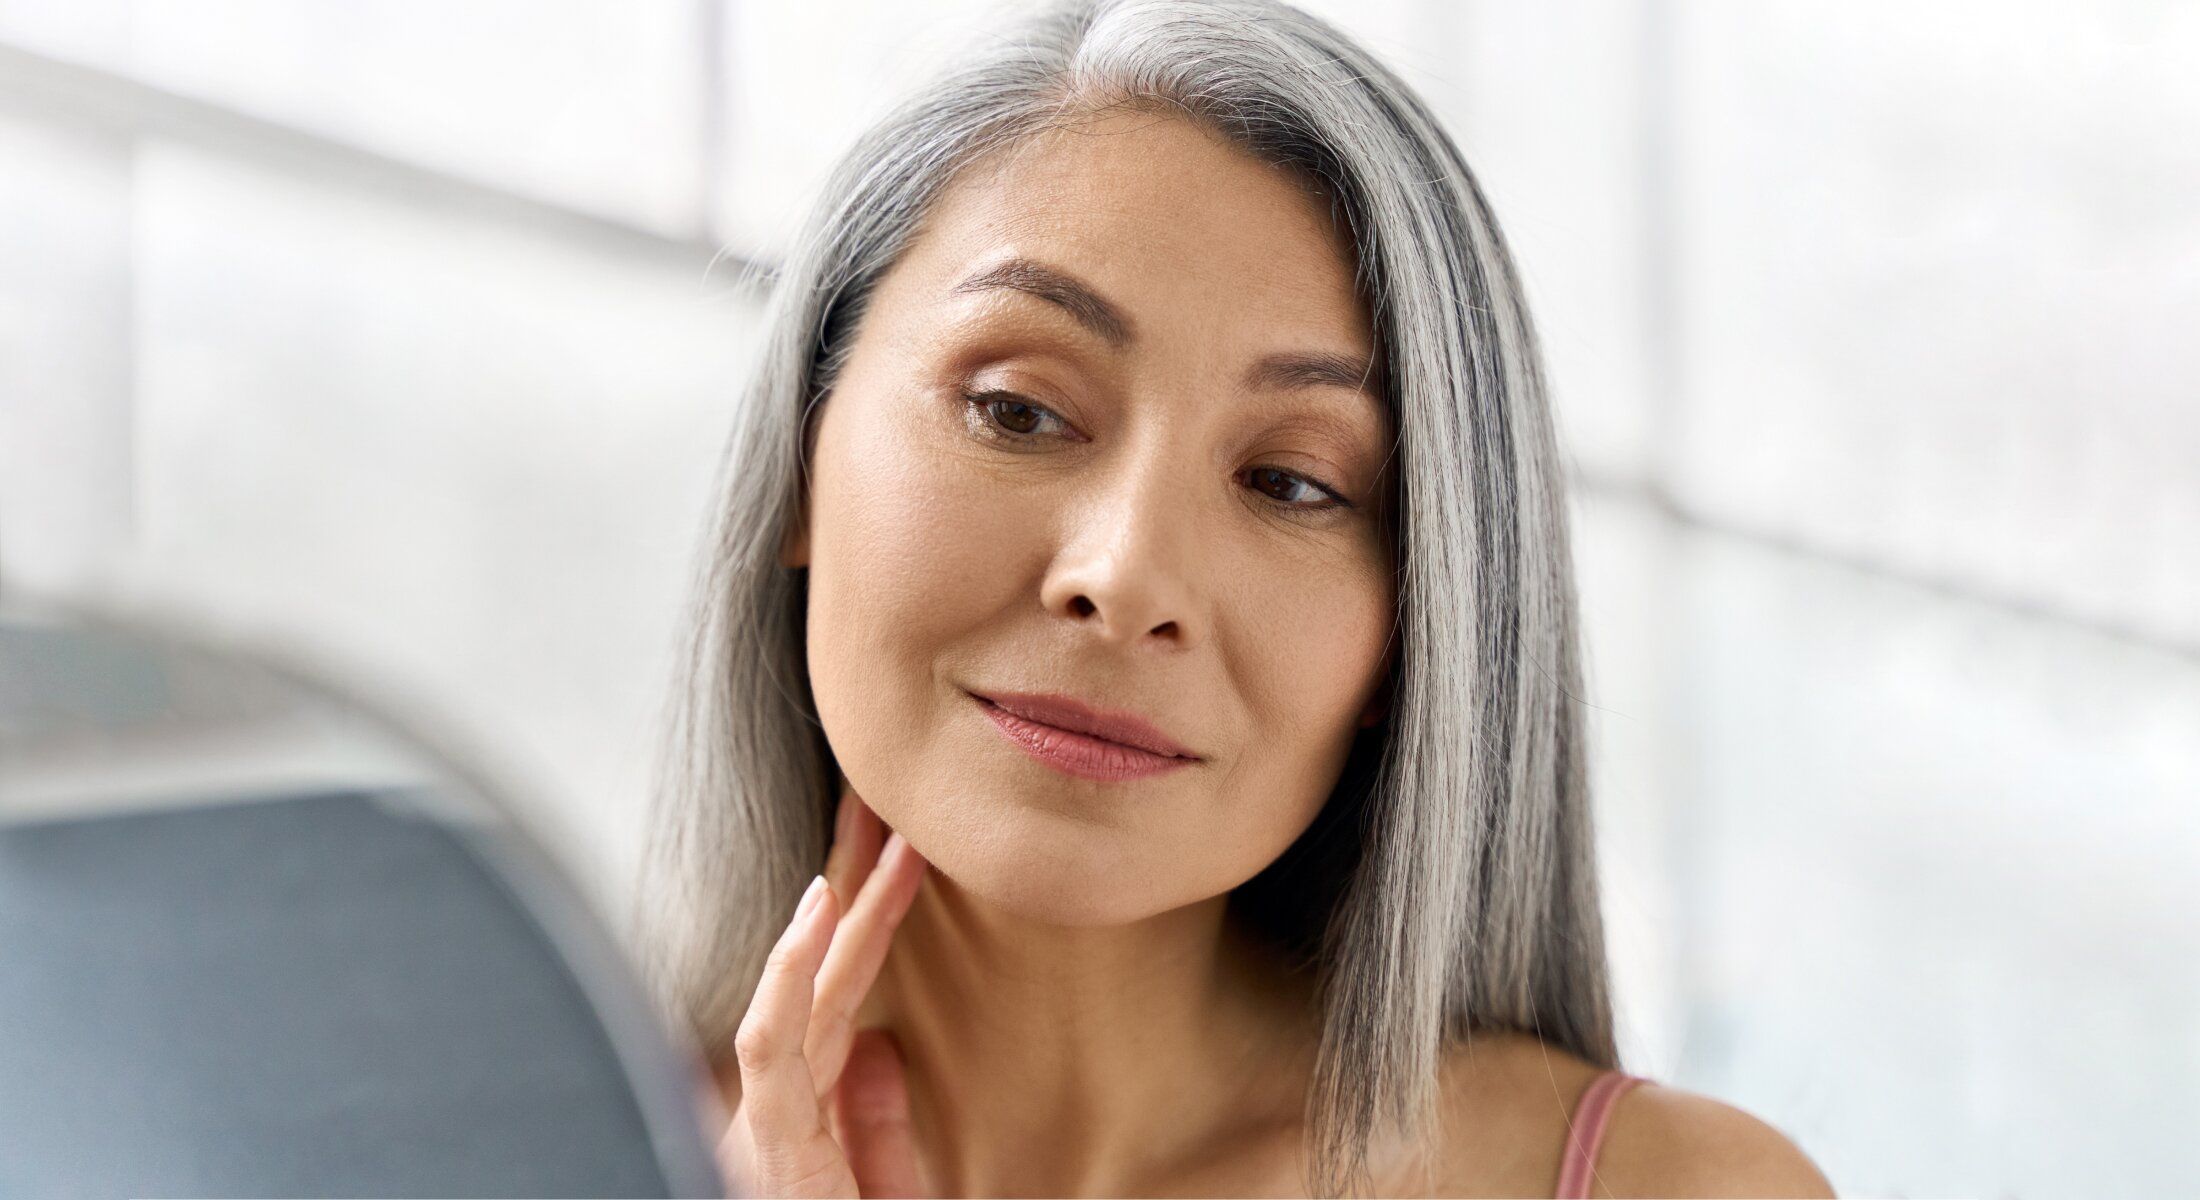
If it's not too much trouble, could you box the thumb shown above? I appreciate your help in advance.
[833,1028,927,1198]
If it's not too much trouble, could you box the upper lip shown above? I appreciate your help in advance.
[969,688,1201,760]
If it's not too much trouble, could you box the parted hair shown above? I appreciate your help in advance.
[630,0,1619,1194]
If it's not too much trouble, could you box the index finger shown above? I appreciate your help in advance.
[806,829,929,1099]
[730,875,841,1174]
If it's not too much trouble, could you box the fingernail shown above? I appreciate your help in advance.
[796,873,828,920]
[882,829,909,863]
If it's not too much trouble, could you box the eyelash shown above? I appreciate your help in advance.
[959,389,1354,514]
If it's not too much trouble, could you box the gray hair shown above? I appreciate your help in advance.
[631,0,1617,1193]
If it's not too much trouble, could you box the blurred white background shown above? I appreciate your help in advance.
[2,2,2194,1195]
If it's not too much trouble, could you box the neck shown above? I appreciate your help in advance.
[857,868,1321,1196]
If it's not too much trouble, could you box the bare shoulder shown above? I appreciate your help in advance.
[1593,1080,1837,1199]
[1411,1029,1618,1196]
[1418,1030,1834,1199]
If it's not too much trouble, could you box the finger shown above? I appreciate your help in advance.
[835,1028,928,1198]
[806,830,930,1097]
[806,831,929,1091]
[730,875,845,1188]
[822,783,887,906]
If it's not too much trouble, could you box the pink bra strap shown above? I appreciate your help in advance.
[1553,1069,1645,1199]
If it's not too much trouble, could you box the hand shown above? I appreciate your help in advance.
[716,783,932,1197]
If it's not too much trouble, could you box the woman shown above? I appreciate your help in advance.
[634,0,1836,1195]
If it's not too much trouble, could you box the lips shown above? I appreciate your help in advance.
[967,689,1199,759]
[966,688,1200,783]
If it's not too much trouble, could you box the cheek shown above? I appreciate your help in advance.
[800,390,1026,805]
[1202,558,1393,874]
[808,391,1020,651]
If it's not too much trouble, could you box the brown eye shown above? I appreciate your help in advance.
[961,389,1072,441]
[991,397,1045,434]
[1246,466,1348,511]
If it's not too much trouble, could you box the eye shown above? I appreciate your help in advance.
[1244,466,1351,512]
[961,389,1075,442]
[958,388,1354,516]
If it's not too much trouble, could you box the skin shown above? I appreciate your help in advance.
[712,106,1837,1198]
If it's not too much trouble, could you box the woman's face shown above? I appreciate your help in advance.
[786,107,1397,926]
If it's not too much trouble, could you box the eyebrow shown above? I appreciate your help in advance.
[948,255,1384,401]
[950,257,1134,346]
[1244,351,1383,398]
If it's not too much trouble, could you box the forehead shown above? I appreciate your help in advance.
[888,109,1373,349]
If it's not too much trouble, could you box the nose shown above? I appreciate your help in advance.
[1038,448,1207,651]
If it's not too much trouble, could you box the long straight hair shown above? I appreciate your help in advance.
[631,1,1617,1193]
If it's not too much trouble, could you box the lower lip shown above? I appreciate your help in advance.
[969,692,1197,782]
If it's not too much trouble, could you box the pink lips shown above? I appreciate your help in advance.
[969,690,1199,782]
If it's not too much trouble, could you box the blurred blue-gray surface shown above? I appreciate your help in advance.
[0,613,724,1197]
[0,788,709,1196]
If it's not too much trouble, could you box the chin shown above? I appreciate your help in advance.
[910,800,1186,928]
